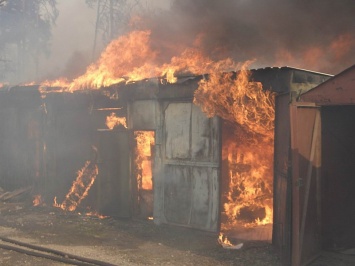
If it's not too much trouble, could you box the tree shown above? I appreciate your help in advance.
[0,0,58,83]
[86,0,141,58]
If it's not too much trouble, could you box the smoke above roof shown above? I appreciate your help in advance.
[137,0,355,74]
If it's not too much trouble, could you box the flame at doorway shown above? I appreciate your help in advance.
[194,66,275,240]
[134,131,155,218]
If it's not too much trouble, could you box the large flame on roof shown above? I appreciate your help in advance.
[40,30,238,91]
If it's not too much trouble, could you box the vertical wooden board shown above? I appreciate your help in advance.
[191,105,211,160]
[164,165,191,224]
[290,105,321,266]
[165,103,191,159]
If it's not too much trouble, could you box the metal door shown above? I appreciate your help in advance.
[159,102,220,231]
[290,104,321,266]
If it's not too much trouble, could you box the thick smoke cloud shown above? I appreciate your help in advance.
[139,0,355,74]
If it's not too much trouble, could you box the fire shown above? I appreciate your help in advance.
[194,63,275,137]
[222,136,274,228]
[67,30,154,91]
[54,160,98,212]
[40,31,238,91]
[218,233,243,249]
[86,211,108,219]
[40,78,70,89]
[35,20,274,235]
[134,131,155,190]
[33,194,43,206]
[194,66,275,233]
[106,112,127,129]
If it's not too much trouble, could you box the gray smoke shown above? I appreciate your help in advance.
[138,0,355,74]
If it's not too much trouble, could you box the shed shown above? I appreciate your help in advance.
[274,64,355,265]
[111,67,331,236]
[0,66,333,252]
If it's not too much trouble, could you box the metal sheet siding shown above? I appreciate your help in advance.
[165,103,191,159]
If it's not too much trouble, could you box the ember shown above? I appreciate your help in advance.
[85,211,108,219]
[32,194,43,207]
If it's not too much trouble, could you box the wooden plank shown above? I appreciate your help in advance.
[290,104,322,266]
[299,111,320,260]
[290,105,301,266]
[0,187,32,202]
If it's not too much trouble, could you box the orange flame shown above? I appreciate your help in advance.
[54,160,98,212]
[194,63,275,137]
[33,194,43,206]
[106,112,127,129]
[40,30,239,91]
[194,66,274,232]
[40,78,70,88]
[218,233,243,249]
[134,131,155,191]
[86,211,108,219]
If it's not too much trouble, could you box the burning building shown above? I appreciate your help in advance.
[0,66,332,262]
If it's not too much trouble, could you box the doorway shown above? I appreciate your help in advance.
[133,130,155,219]
[321,105,355,250]
[220,120,274,241]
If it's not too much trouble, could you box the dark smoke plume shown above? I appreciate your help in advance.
[138,0,355,74]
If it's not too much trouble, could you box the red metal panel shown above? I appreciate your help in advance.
[300,65,355,105]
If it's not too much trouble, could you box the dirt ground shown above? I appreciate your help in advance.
[0,201,281,266]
